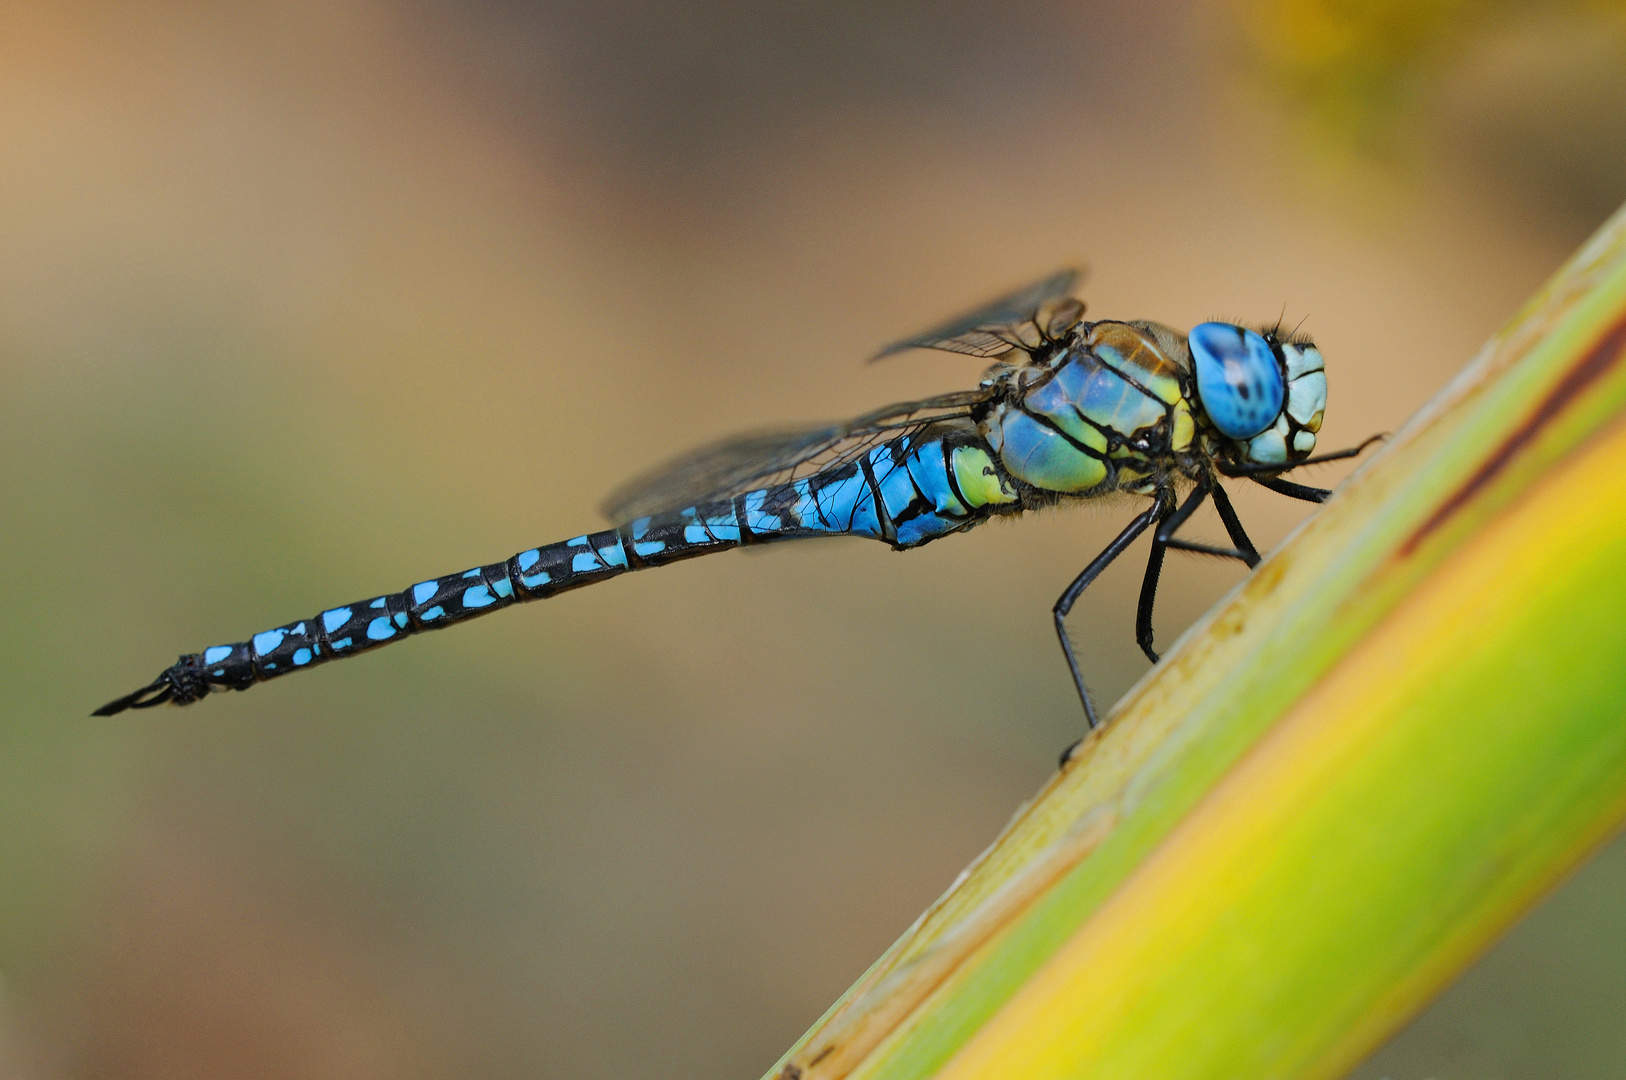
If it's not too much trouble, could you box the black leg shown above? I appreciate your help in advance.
[1054,488,1172,730]
[1222,433,1386,476]
[1165,538,1252,560]
[1135,483,1210,664]
[1251,475,1330,503]
[1209,483,1263,567]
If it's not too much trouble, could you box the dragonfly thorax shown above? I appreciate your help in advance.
[980,320,1198,497]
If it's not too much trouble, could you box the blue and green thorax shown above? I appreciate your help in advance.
[977,320,1327,499]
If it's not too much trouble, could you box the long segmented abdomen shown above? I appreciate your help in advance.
[94,426,1019,714]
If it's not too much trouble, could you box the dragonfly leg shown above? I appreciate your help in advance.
[1164,538,1252,560]
[1284,433,1386,468]
[1053,487,1172,731]
[1222,433,1386,476]
[1209,483,1263,567]
[1135,482,1212,663]
[1250,475,1331,504]
[1156,480,1259,565]
[1127,480,1268,684]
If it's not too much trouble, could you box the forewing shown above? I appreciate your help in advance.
[869,267,1085,361]
[601,389,992,523]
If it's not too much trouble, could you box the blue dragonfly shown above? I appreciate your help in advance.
[96,270,1376,730]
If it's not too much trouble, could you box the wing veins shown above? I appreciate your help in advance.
[600,391,989,523]
[869,267,1085,361]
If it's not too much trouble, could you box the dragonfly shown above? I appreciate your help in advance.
[95,269,1377,732]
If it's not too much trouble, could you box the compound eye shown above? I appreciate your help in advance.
[1190,322,1286,440]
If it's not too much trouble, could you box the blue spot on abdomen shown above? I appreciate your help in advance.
[252,629,285,656]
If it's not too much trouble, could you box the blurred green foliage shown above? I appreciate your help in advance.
[1246,0,1626,150]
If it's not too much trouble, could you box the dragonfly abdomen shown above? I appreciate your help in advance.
[92,530,656,713]
[93,427,1021,714]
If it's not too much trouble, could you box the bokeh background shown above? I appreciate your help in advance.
[2,2,1624,1078]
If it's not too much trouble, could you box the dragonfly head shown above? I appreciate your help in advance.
[1188,321,1326,470]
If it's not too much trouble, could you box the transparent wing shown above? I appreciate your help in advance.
[601,389,992,523]
[868,267,1087,361]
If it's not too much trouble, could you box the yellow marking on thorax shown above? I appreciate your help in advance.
[952,446,1019,507]
[1171,400,1196,452]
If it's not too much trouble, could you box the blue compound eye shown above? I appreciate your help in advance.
[1189,322,1286,440]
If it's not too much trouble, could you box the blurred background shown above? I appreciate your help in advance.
[2,1,1624,1077]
